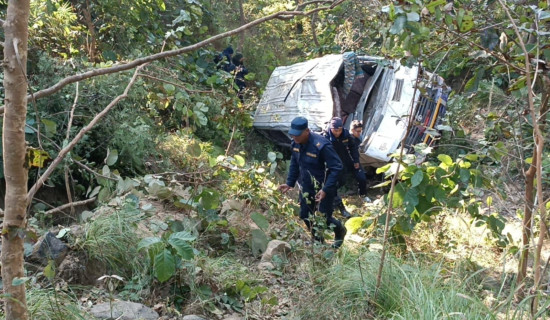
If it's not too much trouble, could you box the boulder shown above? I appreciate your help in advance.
[90,301,158,320]
[260,240,291,264]
[28,232,68,265]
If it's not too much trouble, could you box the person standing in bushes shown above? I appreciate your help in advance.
[278,116,347,248]
[322,117,368,218]
[214,46,235,72]
[232,52,248,102]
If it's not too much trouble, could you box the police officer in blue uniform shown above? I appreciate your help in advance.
[278,116,347,248]
[322,117,368,218]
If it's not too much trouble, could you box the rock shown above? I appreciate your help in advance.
[57,253,106,285]
[28,232,68,265]
[260,240,291,263]
[182,315,209,320]
[90,301,158,320]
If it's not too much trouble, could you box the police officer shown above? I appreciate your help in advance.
[322,117,368,218]
[278,116,347,248]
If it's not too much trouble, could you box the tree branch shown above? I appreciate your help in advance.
[44,197,96,215]
[9,2,347,109]
[26,65,145,204]
[64,82,80,215]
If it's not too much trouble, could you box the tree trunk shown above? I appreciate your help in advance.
[83,0,97,62]
[517,77,550,288]
[1,1,31,319]
[517,154,535,286]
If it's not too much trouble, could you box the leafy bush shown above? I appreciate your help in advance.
[137,230,196,283]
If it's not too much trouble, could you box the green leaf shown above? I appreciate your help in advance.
[56,228,70,239]
[415,195,433,215]
[459,168,470,183]
[41,119,57,137]
[234,155,246,167]
[487,215,505,234]
[186,142,202,157]
[426,0,446,13]
[163,83,176,93]
[251,212,269,231]
[345,217,365,234]
[537,10,550,21]
[12,277,30,286]
[437,154,453,166]
[199,189,220,210]
[405,187,419,206]
[250,229,268,257]
[390,15,407,34]
[44,260,55,280]
[376,163,392,174]
[169,231,196,242]
[390,183,407,208]
[167,237,194,260]
[434,187,447,204]
[406,12,420,22]
[464,68,485,93]
[267,152,277,163]
[486,196,493,207]
[137,237,163,251]
[410,170,424,187]
[459,15,474,32]
[154,249,176,283]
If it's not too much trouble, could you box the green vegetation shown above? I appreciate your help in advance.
[1,0,550,319]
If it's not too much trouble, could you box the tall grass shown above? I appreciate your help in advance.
[79,197,147,278]
[0,288,94,320]
[288,249,537,319]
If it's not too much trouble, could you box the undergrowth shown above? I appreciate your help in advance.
[78,195,147,278]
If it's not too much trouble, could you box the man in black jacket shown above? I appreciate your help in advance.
[322,117,368,218]
[278,116,347,248]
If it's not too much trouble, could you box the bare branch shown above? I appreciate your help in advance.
[295,1,333,11]
[44,197,96,215]
[26,65,146,204]
[64,82,80,215]
[20,2,348,104]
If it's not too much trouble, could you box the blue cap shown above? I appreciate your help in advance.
[330,117,343,129]
[288,116,308,136]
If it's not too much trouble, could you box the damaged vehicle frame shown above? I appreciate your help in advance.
[253,53,451,168]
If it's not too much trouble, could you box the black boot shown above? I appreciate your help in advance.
[332,225,347,249]
[338,203,352,219]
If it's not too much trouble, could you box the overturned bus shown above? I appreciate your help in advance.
[252,53,451,167]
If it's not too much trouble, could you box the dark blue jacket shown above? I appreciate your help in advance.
[286,132,342,193]
[323,128,360,167]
